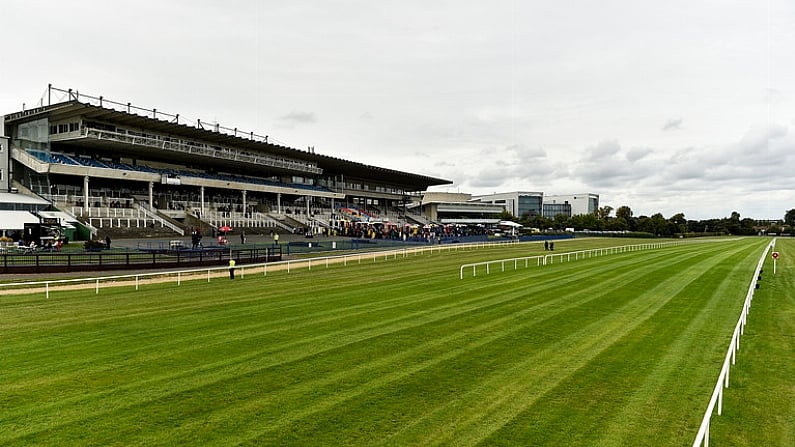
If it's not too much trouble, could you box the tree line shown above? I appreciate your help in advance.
[509,207,795,237]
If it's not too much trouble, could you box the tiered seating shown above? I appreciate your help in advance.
[28,149,333,194]
[75,157,109,168]
[335,206,381,222]
[202,209,279,230]
[30,151,79,165]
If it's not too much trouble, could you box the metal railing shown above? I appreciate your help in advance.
[132,202,185,235]
[40,85,292,148]
[0,246,280,274]
[82,127,322,174]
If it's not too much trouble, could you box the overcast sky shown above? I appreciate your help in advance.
[3,1,793,220]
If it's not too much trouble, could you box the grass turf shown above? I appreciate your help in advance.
[0,237,782,446]
[708,237,795,446]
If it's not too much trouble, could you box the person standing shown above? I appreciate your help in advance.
[274,232,280,245]
[228,258,236,279]
[240,231,246,245]
[105,235,112,250]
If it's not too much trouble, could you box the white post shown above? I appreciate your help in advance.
[200,186,206,217]
[83,175,90,213]
[148,181,154,210]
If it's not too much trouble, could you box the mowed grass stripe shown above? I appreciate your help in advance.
[0,243,696,442]
[233,245,748,447]
[1,243,684,442]
[594,239,767,445]
[144,248,710,444]
[0,240,732,442]
[710,238,795,446]
[472,239,767,446]
[0,244,642,399]
[0,238,757,446]
[0,240,678,392]
[371,241,759,447]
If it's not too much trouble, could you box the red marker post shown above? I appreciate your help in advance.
[772,251,780,274]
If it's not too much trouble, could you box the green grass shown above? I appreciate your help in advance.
[709,238,795,446]
[0,237,784,446]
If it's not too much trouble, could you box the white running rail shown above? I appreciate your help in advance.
[691,239,775,447]
[459,241,686,280]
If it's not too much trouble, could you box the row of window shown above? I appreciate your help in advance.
[49,122,80,134]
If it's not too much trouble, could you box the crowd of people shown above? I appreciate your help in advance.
[320,220,490,243]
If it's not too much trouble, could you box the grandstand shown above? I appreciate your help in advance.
[1,86,451,241]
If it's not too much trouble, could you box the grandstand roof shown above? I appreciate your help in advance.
[5,101,451,192]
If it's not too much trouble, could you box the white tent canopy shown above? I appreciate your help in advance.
[0,211,40,230]
[497,220,523,228]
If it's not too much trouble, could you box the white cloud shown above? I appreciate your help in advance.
[2,0,794,220]
[662,118,683,131]
[278,111,317,124]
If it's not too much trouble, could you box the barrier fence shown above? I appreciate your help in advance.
[691,238,775,447]
[459,241,688,279]
[0,239,518,299]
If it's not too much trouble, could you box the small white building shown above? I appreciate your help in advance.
[414,192,504,224]
[470,191,544,218]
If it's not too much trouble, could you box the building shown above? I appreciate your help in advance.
[1,86,451,240]
[417,190,601,224]
[470,191,543,219]
[542,193,599,218]
[413,192,504,225]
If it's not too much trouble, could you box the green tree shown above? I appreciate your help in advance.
[636,216,653,234]
[785,209,795,226]
[553,214,569,230]
[529,214,553,231]
[740,218,757,235]
[669,213,687,235]
[596,206,613,221]
[607,217,628,231]
[570,213,600,231]
[725,211,741,235]
[498,209,516,221]
[615,205,635,231]
[615,206,633,221]
[651,213,672,236]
